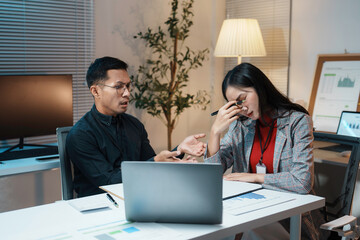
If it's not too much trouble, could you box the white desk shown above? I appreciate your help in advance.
[0,186,324,240]
[0,156,59,177]
[0,155,61,214]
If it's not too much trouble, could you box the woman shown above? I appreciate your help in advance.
[205,63,326,240]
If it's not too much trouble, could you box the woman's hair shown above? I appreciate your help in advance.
[222,63,308,119]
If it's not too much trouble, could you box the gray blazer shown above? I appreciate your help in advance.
[205,109,314,193]
[205,109,327,240]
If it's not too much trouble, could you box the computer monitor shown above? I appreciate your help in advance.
[0,74,73,147]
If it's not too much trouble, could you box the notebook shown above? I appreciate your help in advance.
[121,161,223,224]
[318,111,360,152]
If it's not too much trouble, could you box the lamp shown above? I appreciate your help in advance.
[214,18,266,64]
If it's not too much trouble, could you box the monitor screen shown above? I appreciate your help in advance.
[337,111,360,137]
[0,75,73,140]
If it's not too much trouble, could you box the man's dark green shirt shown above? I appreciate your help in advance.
[66,105,156,197]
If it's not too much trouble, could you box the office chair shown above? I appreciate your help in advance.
[56,126,75,200]
[313,132,360,239]
[321,215,359,240]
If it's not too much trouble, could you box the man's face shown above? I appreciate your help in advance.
[92,69,131,116]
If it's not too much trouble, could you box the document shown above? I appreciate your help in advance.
[224,189,295,215]
[223,179,262,199]
[29,220,182,240]
[75,220,181,240]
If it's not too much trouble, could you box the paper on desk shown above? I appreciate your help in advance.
[223,179,262,199]
[75,220,182,240]
[68,194,111,212]
[223,189,296,215]
[100,183,124,200]
[23,218,182,240]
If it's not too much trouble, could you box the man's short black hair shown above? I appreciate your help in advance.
[86,56,128,88]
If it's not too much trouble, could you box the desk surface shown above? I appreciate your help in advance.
[0,156,59,177]
[313,140,353,166]
[0,186,324,240]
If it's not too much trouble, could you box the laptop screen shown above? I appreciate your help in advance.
[121,161,223,224]
[336,111,360,137]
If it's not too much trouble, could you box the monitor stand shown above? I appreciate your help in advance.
[2,137,55,153]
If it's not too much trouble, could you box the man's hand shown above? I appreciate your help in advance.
[154,150,181,162]
[177,133,206,157]
[154,150,198,163]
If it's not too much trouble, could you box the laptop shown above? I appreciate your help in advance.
[336,111,360,137]
[121,161,223,224]
[318,111,360,152]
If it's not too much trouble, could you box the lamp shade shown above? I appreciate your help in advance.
[214,19,266,61]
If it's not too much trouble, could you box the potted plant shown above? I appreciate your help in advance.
[130,0,210,150]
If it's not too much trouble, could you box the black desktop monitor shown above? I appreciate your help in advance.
[0,75,73,144]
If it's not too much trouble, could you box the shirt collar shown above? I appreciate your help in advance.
[91,104,121,126]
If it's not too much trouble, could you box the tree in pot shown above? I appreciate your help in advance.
[130,0,210,150]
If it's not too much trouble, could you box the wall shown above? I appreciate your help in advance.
[95,0,360,150]
[0,0,226,213]
[94,0,226,153]
[290,0,360,219]
[3,0,360,215]
[289,0,360,107]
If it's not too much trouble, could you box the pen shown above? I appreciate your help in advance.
[210,100,245,116]
[106,193,119,208]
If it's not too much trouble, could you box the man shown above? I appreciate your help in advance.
[67,56,206,197]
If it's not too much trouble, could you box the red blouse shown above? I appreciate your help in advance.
[249,116,277,173]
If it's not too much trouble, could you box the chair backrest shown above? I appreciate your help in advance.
[313,132,360,220]
[56,126,74,200]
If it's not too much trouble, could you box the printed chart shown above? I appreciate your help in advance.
[224,189,295,216]
[33,220,181,240]
[312,61,360,132]
[77,220,180,240]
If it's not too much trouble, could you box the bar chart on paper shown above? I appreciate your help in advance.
[223,189,295,216]
[30,220,181,240]
[76,220,181,240]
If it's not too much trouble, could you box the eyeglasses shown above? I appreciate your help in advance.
[98,82,133,95]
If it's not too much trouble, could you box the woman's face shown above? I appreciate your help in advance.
[225,85,260,120]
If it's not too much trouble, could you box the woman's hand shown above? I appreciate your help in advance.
[211,101,242,136]
[207,101,242,157]
[223,172,265,184]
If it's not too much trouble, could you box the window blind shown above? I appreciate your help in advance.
[225,0,291,95]
[0,0,94,146]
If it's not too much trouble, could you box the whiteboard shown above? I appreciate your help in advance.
[309,54,360,132]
